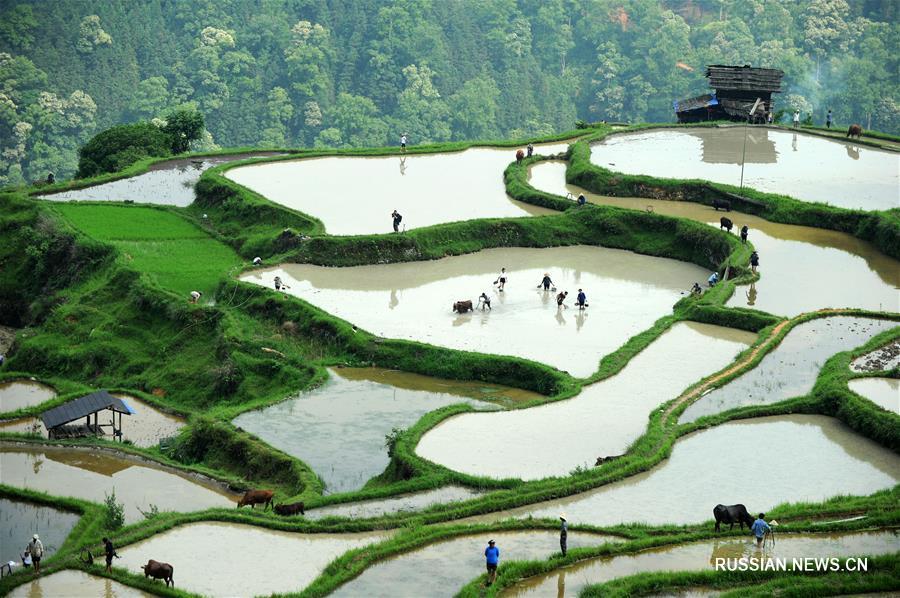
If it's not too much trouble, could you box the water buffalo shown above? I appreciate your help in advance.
[274,501,305,516]
[453,300,473,313]
[712,199,731,211]
[713,503,754,532]
[142,560,174,587]
[720,217,733,232]
[516,149,525,164]
[237,489,274,510]
[847,124,862,139]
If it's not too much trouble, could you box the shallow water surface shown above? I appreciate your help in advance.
[307,485,484,520]
[0,445,239,524]
[226,143,571,235]
[852,340,900,372]
[333,530,622,597]
[110,394,184,448]
[848,378,899,414]
[0,380,56,413]
[235,367,537,493]
[8,569,154,598]
[241,246,708,377]
[680,316,897,423]
[589,128,900,210]
[466,415,900,527]
[416,322,754,480]
[0,498,79,565]
[529,162,900,316]
[504,530,900,597]
[117,522,390,597]
[40,153,280,207]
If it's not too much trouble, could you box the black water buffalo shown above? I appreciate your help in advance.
[712,199,731,211]
[142,560,174,587]
[713,503,754,532]
[453,300,473,313]
[847,124,863,139]
[720,217,733,232]
[274,501,306,516]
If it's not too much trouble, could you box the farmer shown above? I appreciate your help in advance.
[556,290,569,308]
[575,289,587,310]
[102,537,117,573]
[496,267,508,292]
[750,251,760,274]
[391,209,403,233]
[400,133,408,153]
[526,143,534,157]
[740,225,749,244]
[484,539,500,586]
[707,272,719,287]
[538,273,554,291]
[559,514,568,556]
[793,109,800,128]
[826,109,833,129]
[189,290,202,303]
[252,256,262,265]
[691,282,702,296]
[26,534,43,573]
[577,193,586,206]
[274,276,286,291]
[751,513,771,548]
[46,172,55,184]
[478,292,492,311]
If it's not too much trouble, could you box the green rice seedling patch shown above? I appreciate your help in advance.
[53,204,208,240]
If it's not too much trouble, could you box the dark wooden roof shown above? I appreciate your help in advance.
[706,65,784,93]
[41,390,133,429]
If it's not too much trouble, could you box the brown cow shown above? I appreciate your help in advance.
[142,560,174,587]
[515,149,525,164]
[237,489,274,510]
[847,124,862,139]
[274,501,306,516]
[452,300,473,313]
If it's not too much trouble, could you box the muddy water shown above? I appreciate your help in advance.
[117,522,390,597]
[241,246,708,378]
[589,128,900,210]
[234,368,537,494]
[0,417,42,434]
[680,316,896,423]
[466,415,900,527]
[0,445,239,524]
[0,380,56,413]
[9,570,155,598]
[504,530,900,597]
[307,485,483,520]
[0,498,79,565]
[529,162,900,316]
[848,378,899,414]
[110,394,184,448]
[852,340,900,372]
[40,153,281,207]
[333,530,622,597]
[225,143,571,235]
[416,322,754,480]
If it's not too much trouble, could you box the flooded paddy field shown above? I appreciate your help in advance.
[307,485,483,520]
[0,444,239,524]
[0,380,56,413]
[465,415,900,527]
[39,153,281,207]
[848,378,899,414]
[225,143,571,235]
[8,570,155,598]
[588,128,900,211]
[416,322,754,480]
[503,530,900,597]
[529,162,900,316]
[116,522,391,597]
[234,367,537,494]
[680,316,896,423]
[852,340,900,372]
[0,498,79,565]
[333,530,622,597]
[241,246,708,378]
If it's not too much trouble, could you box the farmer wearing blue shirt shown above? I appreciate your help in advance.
[484,539,500,586]
[751,513,771,547]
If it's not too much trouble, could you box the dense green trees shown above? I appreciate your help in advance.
[1,0,897,183]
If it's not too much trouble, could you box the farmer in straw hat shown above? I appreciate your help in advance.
[26,534,44,573]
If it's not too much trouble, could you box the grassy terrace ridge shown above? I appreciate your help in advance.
[0,123,897,597]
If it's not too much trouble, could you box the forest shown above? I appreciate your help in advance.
[1,0,898,183]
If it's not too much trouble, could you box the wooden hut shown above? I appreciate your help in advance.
[40,390,133,440]
[675,65,784,123]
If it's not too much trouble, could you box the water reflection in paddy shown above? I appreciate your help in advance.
[307,485,484,520]
[225,143,571,235]
[589,128,899,210]
[234,367,539,493]
[466,415,900,527]
[680,316,896,423]
[333,530,621,597]
[9,570,154,598]
[0,498,79,565]
[0,380,56,413]
[117,522,390,597]
[0,445,238,524]
[416,322,754,480]
[529,162,900,316]
[504,530,900,597]
[241,246,708,378]
[848,378,899,414]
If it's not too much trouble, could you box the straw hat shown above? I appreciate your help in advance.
[33,534,39,540]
